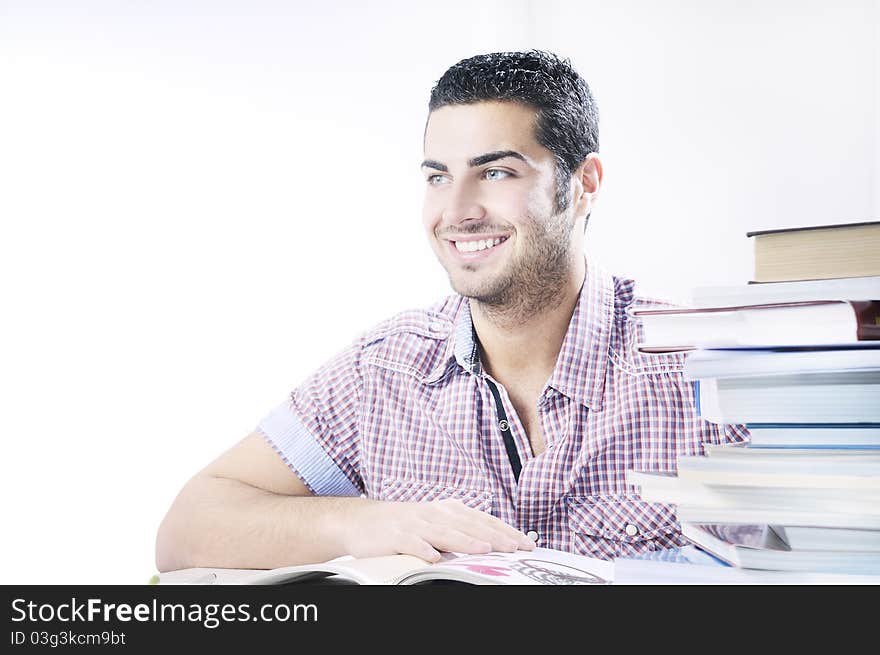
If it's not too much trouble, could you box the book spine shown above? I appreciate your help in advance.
[746,423,880,428]
[633,300,837,315]
[854,301,880,340]
[746,221,880,238]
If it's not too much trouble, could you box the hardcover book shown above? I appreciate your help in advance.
[747,220,880,283]
[675,506,880,531]
[690,275,880,309]
[682,344,880,380]
[744,423,880,448]
[614,545,880,584]
[674,452,880,490]
[778,525,880,552]
[631,300,880,351]
[680,522,880,574]
[694,369,880,424]
[628,469,880,520]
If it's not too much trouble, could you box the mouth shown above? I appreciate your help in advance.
[452,236,508,253]
[445,235,510,260]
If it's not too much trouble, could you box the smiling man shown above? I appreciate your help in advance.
[155,51,747,572]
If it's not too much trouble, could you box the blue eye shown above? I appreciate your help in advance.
[484,169,511,181]
[427,174,449,185]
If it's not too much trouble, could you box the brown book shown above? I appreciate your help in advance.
[631,299,880,351]
[747,221,880,283]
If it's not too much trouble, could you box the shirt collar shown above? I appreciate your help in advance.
[421,296,479,384]
[438,260,615,410]
[452,299,481,375]
[545,260,614,410]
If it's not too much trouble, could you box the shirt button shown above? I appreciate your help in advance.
[624,524,639,537]
[526,530,539,543]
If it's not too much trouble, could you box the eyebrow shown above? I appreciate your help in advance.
[420,150,530,172]
[469,150,528,167]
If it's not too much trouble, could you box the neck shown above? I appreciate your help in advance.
[471,258,586,381]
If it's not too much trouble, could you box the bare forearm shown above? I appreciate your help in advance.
[155,474,368,572]
[156,473,536,573]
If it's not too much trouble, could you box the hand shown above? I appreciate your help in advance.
[341,498,536,562]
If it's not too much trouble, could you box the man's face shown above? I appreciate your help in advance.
[422,101,582,309]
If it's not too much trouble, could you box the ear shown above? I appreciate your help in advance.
[573,153,603,217]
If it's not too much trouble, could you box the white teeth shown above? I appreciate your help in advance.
[454,237,506,253]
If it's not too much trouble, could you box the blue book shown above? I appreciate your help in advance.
[746,423,880,448]
[614,544,880,584]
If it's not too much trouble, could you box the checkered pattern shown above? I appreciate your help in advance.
[258,261,748,560]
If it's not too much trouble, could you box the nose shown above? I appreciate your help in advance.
[440,178,486,226]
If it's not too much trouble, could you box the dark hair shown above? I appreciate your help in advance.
[428,50,599,213]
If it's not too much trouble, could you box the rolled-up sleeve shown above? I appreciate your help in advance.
[257,338,365,497]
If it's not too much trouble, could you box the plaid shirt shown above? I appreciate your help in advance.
[258,261,748,560]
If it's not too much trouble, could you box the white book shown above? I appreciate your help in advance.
[632,301,878,350]
[702,442,880,459]
[676,506,880,530]
[680,522,880,574]
[614,549,880,584]
[629,469,736,506]
[675,454,880,489]
[778,526,880,552]
[696,371,880,424]
[683,345,880,380]
[627,469,880,515]
[677,452,880,476]
[690,276,880,309]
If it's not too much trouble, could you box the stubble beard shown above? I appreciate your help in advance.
[445,208,576,326]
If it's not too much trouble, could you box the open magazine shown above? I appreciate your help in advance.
[156,547,614,586]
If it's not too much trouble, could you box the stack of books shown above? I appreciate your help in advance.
[627,220,880,577]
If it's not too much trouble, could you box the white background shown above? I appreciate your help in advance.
[1,0,877,583]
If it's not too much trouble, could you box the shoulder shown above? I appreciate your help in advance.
[609,275,688,374]
[360,295,463,345]
[612,275,683,315]
[354,295,464,381]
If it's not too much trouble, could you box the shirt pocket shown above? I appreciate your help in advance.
[378,477,494,513]
[566,494,685,559]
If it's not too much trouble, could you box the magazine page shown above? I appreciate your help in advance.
[158,554,429,585]
[158,560,356,585]
[397,548,614,585]
[228,554,430,585]
[158,567,272,585]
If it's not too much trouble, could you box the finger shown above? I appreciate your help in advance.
[417,523,493,555]
[397,533,443,563]
[433,503,535,550]
[470,526,528,552]
[480,515,536,550]
[436,517,525,553]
